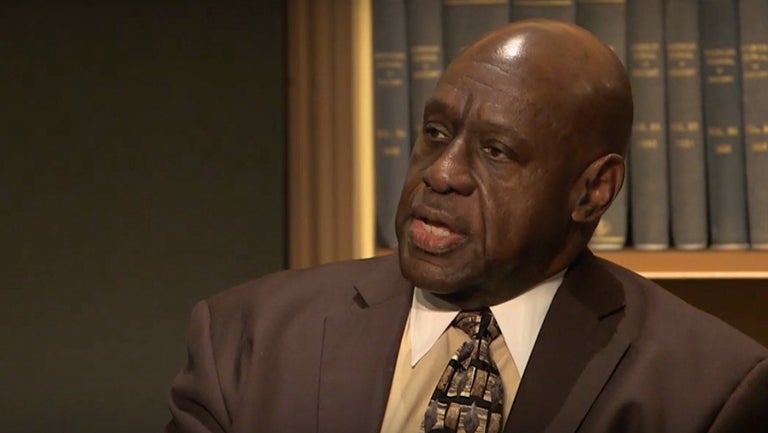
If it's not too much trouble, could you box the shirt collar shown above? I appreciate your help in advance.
[409,269,565,375]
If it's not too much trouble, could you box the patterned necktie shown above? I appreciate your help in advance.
[420,309,504,433]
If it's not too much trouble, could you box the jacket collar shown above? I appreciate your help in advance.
[505,250,630,433]
[317,254,413,433]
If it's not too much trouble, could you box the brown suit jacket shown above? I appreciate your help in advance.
[166,251,768,433]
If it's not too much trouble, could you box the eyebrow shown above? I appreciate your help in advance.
[423,97,450,115]
[424,95,530,139]
[422,93,469,122]
[476,103,529,142]
[483,123,532,158]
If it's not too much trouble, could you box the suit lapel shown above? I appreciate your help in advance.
[504,251,629,433]
[318,254,413,433]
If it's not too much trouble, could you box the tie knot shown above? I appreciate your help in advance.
[452,309,501,341]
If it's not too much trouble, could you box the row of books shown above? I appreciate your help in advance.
[372,0,768,251]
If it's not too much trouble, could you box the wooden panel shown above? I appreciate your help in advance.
[596,250,768,278]
[288,0,373,267]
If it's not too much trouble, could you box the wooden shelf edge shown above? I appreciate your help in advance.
[376,248,768,279]
[640,271,768,280]
[594,250,768,279]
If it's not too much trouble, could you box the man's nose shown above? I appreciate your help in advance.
[421,138,476,195]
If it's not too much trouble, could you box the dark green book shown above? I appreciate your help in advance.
[700,0,749,249]
[511,0,575,21]
[373,0,411,248]
[740,0,768,249]
[576,1,626,55]
[627,0,669,250]
[406,0,444,140]
[442,0,510,62]
[665,0,708,249]
[576,0,628,250]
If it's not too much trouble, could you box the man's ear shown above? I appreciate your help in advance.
[571,153,625,223]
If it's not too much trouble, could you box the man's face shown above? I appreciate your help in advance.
[395,52,579,305]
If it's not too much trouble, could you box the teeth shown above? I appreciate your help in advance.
[424,222,451,237]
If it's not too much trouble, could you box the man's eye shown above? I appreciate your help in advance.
[482,145,506,159]
[424,125,449,141]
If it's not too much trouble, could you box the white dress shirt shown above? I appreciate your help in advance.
[409,268,565,376]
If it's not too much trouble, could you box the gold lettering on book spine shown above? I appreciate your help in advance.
[630,43,660,79]
[704,48,737,84]
[667,42,698,78]
[742,43,768,79]
[410,45,441,81]
[374,51,406,87]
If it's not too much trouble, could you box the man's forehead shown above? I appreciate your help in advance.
[456,32,529,69]
[429,84,520,115]
[441,58,520,91]
[430,62,530,112]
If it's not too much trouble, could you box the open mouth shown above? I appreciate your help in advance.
[409,217,467,255]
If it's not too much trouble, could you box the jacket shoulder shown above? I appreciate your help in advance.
[597,256,767,358]
[205,253,400,319]
[576,255,768,433]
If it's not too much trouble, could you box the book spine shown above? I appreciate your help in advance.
[511,0,575,22]
[576,0,626,59]
[442,0,510,62]
[700,0,749,249]
[373,0,412,248]
[577,0,628,250]
[627,0,669,250]
[406,0,444,140]
[665,0,708,249]
[739,0,768,248]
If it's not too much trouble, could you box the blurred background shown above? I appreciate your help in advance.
[1,2,286,431]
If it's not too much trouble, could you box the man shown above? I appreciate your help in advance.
[166,20,768,433]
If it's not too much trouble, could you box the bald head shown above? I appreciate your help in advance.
[449,19,633,160]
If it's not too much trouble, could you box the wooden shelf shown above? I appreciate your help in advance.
[377,248,768,279]
[595,250,768,279]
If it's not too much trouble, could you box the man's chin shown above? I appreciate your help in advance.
[398,248,476,294]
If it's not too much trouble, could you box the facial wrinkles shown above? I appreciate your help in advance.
[445,73,530,137]
[443,78,524,263]
[454,61,526,97]
[464,72,572,188]
[432,89,473,185]
[424,86,486,251]
[429,83,470,123]
[478,102,531,150]
[456,67,542,144]
[439,59,556,265]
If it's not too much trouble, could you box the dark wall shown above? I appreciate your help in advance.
[1,3,286,432]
